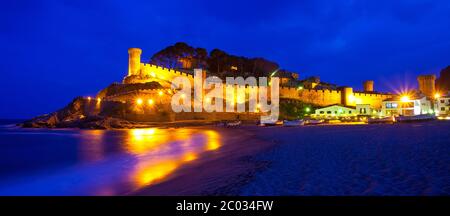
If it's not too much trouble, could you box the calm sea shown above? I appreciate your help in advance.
[0,120,223,195]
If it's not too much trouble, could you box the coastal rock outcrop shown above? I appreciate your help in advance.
[20,97,137,129]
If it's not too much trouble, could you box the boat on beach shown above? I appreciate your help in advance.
[283,120,305,127]
[225,121,242,127]
[368,116,395,124]
[305,119,324,125]
[395,114,436,122]
[258,120,283,126]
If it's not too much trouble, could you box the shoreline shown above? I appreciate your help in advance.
[131,126,277,195]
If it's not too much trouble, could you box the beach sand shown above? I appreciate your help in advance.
[135,121,450,195]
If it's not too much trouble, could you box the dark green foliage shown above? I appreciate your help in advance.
[279,99,315,120]
[150,42,279,79]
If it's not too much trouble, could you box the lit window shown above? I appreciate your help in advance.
[442,107,445,111]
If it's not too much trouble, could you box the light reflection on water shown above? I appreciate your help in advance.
[0,127,223,195]
[123,128,221,188]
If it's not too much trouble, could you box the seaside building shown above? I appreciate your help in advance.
[313,104,356,118]
[435,93,450,117]
[381,94,432,116]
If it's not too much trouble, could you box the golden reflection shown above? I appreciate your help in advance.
[182,152,198,162]
[135,160,178,186]
[204,130,221,151]
[125,128,168,154]
[127,128,222,188]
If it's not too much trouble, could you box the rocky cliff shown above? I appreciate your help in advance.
[20,97,138,129]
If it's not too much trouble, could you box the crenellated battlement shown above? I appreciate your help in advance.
[122,48,396,109]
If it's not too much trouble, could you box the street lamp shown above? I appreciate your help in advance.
[401,96,410,102]
[434,93,441,99]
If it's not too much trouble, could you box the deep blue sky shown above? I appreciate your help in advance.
[1,0,450,118]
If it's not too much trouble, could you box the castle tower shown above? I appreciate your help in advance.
[363,80,374,92]
[417,75,436,98]
[340,87,354,106]
[128,48,142,76]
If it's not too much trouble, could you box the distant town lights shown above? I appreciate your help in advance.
[148,99,154,105]
[87,96,91,101]
[158,91,164,96]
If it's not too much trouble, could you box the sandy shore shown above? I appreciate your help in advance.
[133,121,450,196]
[131,126,277,195]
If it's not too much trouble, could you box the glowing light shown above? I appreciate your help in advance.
[348,95,355,103]
[237,95,245,104]
[205,130,221,151]
[135,161,178,186]
[270,69,279,77]
[150,72,156,77]
[136,98,143,105]
[401,96,410,102]
[305,107,311,113]
[158,91,164,96]
[148,99,154,105]
[205,97,211,103]
[297,86,304,90]
[97,98,101,103]
[182,152,197,162]
[434,93,441,99]
[338,108,343,114]
[181,94,186,99]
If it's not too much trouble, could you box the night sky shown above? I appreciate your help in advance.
[2,0,450,118]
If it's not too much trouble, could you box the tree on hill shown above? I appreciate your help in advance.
[149,42,281,79]
[436,66,450,93]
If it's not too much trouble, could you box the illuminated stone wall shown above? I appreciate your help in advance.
[120,48,395,119]
[279,87,392,109]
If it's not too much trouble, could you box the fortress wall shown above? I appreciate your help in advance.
[279,87,393,108]
[140,63,194,83]
[353,92,392,109]
[279,87,341,106]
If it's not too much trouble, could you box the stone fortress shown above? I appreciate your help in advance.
[92,48,439,122]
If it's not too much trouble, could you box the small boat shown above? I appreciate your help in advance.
[226,121,242,127]
[259,120,283,126]
[395,114,436,122]
[305,119,324,125]
[368,116,395,124]
[283,120,305,127]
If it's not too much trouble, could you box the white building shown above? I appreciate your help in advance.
[314,104,356,118]
[435,93,450,117]
[382,95,432,116]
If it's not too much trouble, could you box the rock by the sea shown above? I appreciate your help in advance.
[20,97,137,129]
